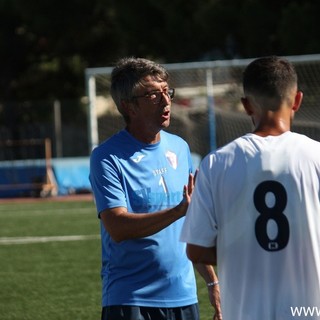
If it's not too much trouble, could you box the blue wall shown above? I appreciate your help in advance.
[0,153,201,198]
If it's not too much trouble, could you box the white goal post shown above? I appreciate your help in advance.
[85,54,320,157]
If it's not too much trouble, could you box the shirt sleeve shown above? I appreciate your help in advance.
[89,149,127,216]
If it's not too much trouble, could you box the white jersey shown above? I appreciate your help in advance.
[181,131,320,320]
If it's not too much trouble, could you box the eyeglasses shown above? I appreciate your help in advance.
[132,88,175,105]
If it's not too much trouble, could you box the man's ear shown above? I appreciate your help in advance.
[292,90,303,112]
[121,100,136,117]
[241,97,254,115]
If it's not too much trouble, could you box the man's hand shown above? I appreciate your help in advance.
[182,170,198,204]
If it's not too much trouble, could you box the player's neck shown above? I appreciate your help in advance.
[252,115,291,137]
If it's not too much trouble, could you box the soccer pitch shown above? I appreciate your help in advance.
[0,198,213,320]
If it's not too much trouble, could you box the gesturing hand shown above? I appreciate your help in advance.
[182,169,198,204]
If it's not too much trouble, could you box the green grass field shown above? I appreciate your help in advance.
[0,198,214,320]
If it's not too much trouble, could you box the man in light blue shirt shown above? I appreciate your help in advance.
[90,57,221,320]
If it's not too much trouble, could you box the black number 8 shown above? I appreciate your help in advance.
[254,180,289,251]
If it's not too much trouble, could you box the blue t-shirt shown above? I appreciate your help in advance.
[89,129,197,307]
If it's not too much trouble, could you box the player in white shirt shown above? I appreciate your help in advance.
[180,56,320,320]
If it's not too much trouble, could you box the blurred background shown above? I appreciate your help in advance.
[1,0,320,197]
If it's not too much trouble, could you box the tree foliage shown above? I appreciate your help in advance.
[0,0,319,100]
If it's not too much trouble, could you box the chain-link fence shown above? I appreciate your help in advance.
[1,54,320,161]
[0,99,89,159]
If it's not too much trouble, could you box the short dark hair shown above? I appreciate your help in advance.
[243,56,298,110]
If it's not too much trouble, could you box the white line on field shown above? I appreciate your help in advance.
[0,234,100,245]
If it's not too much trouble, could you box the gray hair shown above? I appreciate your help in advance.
[111,57,169,122]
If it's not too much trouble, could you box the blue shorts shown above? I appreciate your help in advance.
[101,304,199,320]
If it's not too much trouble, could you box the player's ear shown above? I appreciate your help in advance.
[241,97,254,115]
[292,90,303,112]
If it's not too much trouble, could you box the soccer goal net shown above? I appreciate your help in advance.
[85,54,320,158]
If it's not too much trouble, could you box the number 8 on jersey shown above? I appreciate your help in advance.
[254,180,290,251]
